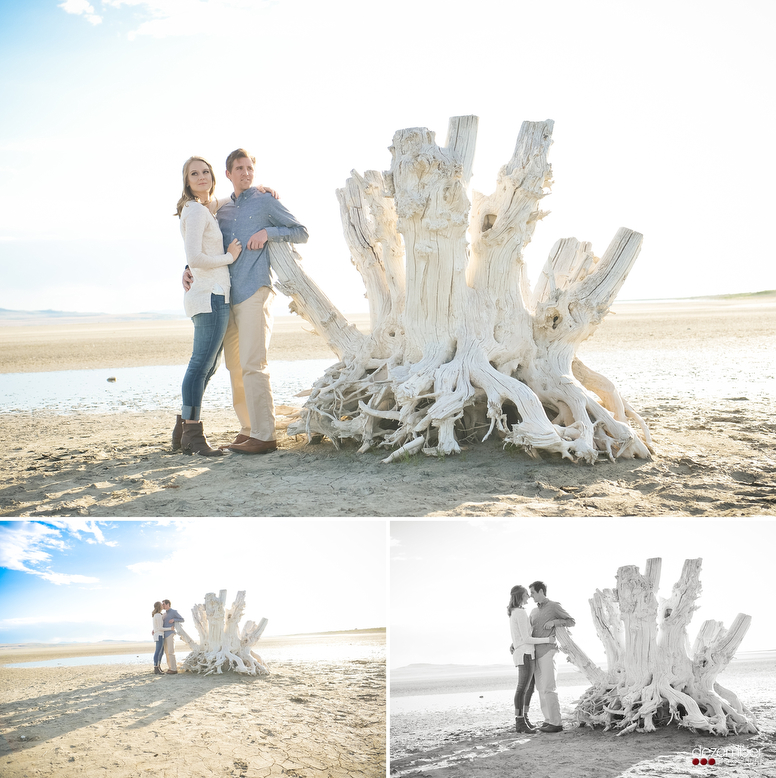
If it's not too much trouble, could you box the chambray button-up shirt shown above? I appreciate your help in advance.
[162,608,184,636]
[216,187,308,305]
[530,599,575,658]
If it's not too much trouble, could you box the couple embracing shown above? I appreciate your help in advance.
[151,599,185,675]
[173,148,308,456]
[508,581,575,734]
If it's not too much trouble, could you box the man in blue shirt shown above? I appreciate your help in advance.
[528,581,576,733]
[216,149,308,454]
[162,598,185,674]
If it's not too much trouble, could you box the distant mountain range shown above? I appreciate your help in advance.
[2,291,773,323]
[0,308,185,323]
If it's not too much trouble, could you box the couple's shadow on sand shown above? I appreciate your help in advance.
[0,668,269,753]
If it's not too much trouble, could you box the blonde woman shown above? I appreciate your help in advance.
[151,601,165,675]
[508,584,554,733]
[172,156,276,455]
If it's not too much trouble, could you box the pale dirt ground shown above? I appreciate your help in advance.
[390,658,776,778]
[1,300,775,517]
[0,631,385,778]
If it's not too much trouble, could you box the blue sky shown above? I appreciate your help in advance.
[0,519,387,643]
[391,518,776,668]
[0,1,774,316]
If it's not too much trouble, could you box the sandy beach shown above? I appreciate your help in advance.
[390,654,776,778]
[1,296,775,517]
[0,630,385,778]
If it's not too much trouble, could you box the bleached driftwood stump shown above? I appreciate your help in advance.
[273,116,653,463]
[554,559,757,736]
[175,590,269,676]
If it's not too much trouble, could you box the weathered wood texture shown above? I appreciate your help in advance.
[554,559,757,736]
[176,590,269,676]
[273,116,652,463]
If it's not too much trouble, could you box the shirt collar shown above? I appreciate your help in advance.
[231,187,256,202]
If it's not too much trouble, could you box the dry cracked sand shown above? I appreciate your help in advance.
[0,633,385,778]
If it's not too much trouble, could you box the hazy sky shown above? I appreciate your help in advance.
[1,1,774,317]
[0,519,387,643]
[390,518,776,669]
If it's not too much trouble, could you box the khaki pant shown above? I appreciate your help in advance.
[534,648,561,725]
[223,286,276,441]
[163,633,177,672]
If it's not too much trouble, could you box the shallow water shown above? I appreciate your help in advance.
[7,638,385,668]
[1,344,773,417]
[576,347,775,402]
[390,684,589,715]
[6,652,192,669]
[0,359,335,414]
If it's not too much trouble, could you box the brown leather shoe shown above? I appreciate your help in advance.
[181,421,225,457]
[219,434,250,450]
[172,415,183,451]
[228,438,278,455]
[165,670,178,674]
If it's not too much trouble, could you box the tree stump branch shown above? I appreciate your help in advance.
[273,115,652,463]
[554,559,758,736]
[176,589,269,676]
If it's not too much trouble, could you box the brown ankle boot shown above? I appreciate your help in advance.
[515,715,534,733]
[181,421,225,456]
[172,415,183,451]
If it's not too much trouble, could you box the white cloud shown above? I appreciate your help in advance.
[48,520,119,547]
[127,558,172,574]
[65,0,277,39]
[39,572,100,585]
[0,521,108,585]
[58,0,102,24]
[0,523,67,572]
[0,615,88,627]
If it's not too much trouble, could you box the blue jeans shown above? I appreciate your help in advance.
[515,654,536,715]
[181,294,230,420]
[153,636,165,667]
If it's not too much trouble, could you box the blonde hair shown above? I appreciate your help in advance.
[175,156,216,217]
[152,601,163,617]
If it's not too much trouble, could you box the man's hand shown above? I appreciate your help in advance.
[182,267,193,291]
[257,185,280,199]
[509,643,515,655]
[247,229,268,250]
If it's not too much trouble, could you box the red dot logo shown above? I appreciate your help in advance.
[709,759,716,766]
[692,758,699,765]
[701,759,708,765]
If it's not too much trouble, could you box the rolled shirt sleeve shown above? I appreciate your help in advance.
[218,188,308,304]
[264,199,309,244]
[531,600,575,638]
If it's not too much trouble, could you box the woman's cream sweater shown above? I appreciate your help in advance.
[180,199,234,318]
